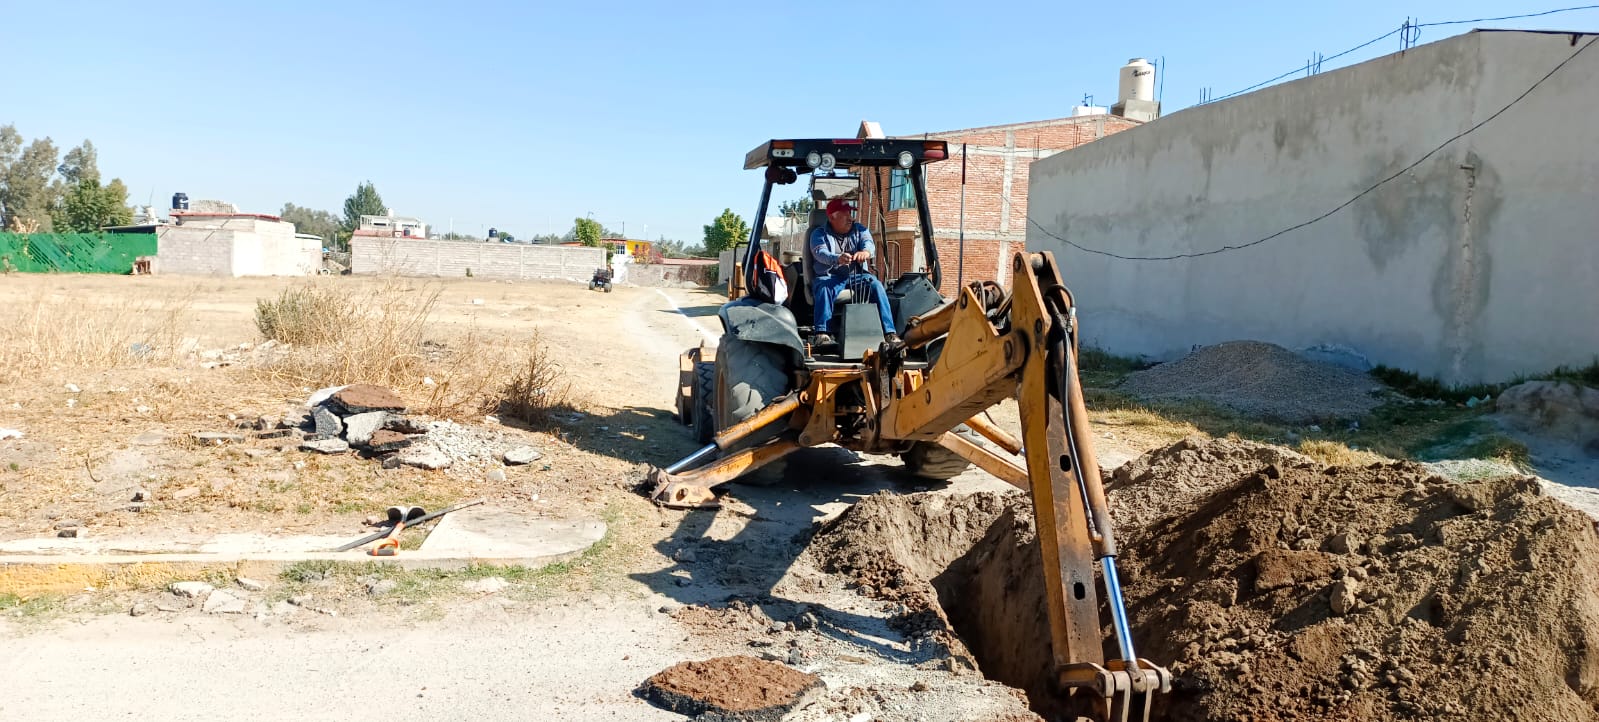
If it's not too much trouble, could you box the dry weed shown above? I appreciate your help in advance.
[254,285,357,345]
[254,281,569,420]
[496,332,572,428]
[0,288,193,383]
[1295,439,1386,467]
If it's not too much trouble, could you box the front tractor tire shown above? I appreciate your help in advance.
[713,333,792,448]
[900,426,979,481]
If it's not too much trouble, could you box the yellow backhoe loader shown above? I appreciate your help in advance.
[655,138,1170,721]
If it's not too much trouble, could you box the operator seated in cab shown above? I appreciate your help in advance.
[809,198,900,348]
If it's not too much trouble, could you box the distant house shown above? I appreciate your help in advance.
[356,212,428,239]
[559,238,654,261]
[157,205,320,276]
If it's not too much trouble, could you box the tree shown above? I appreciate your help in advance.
[57,140,99,185]
[777,197,814,218]
[341,181,386,232]
[1,134,61,232]
[702,208,749,255]
[280,203,342,246]
[573,217,602,247]
[531,233,563,244]
[438,232,481,241]
[53,177,133,232]
[655,238,706,258]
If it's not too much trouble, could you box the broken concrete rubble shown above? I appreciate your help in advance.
[342,412,387,446]
[330,383,406,415]
[398,443,451,470]
[365,429,413,453]
[300,438,351,454]
[503,446,542,465]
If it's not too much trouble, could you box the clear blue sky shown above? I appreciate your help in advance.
[3,1,1594,242]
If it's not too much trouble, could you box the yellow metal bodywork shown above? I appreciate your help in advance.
[652,251,1169,720]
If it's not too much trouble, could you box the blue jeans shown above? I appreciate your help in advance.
[813,273,896,335]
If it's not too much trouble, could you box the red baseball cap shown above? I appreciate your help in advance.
[825,198,854,216]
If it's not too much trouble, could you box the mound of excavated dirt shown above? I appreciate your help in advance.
[807,438,1599,721]
[641,655,823,721]
[1117,341,1387,423]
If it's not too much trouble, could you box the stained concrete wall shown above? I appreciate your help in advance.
[630,263,715,287]
[350,238,604,282]
[156,218,319,276]
[1027,30,1599,384]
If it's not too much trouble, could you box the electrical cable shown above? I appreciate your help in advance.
[1028,34,1596,262]
[1204,3,1599,105]
[1418,4,1599,27]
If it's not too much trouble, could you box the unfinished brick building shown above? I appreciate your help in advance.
[855,114,1143,295]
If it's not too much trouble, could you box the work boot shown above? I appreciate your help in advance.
[883,332,901,345]
[813,333,836,348]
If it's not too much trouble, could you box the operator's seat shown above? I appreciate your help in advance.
[802,208,853,307]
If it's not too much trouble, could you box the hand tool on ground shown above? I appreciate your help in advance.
[333,499,486,552]
[368,505,424,556]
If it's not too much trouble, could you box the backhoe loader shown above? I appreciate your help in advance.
[653,138,1170,721]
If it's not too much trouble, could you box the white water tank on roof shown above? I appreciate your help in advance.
[1118,58,1156,104]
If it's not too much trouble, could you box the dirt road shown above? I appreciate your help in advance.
[1,280,1041,721]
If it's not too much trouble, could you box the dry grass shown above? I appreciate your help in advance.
[1295,439,1386,467]
[0,288,192,384]
[252,280,569,421]
[254,285,358,345]
[496,333,572,429]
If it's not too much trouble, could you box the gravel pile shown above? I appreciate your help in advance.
[424,420,516,466]
[1116,340,1388,424]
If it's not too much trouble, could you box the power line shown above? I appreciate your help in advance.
[1417,4,1599,27]
[1201,4,1599,105]
[1029,34,1596,262]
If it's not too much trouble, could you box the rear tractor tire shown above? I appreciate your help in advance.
[691,357,716,444]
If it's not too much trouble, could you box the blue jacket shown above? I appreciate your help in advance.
[809,222,875,280]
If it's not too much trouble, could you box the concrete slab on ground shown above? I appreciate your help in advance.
[420,508,607,562]
[0,511,606,596]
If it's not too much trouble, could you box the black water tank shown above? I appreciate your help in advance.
[171,192,189,210]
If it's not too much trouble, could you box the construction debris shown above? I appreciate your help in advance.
[288,384,433,465]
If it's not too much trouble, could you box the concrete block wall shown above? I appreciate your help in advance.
[350,238,604,282]
[1026,30,1599,384]
[156,227,235,275]
[156,217,318,276]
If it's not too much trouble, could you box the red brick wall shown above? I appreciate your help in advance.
[870,115,1141,296]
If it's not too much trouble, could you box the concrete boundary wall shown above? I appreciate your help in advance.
[351,238,604,282]
[156,218,319,276]
[1027,30,1599,384]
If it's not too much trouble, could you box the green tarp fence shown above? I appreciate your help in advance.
[0,233,158,274]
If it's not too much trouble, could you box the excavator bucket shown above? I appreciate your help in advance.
[646,467,720,510]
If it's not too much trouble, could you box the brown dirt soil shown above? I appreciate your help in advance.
[808,438,1599,721]
[642,655,823,719]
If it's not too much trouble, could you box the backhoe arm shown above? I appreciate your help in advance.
[887,252,1170,720]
